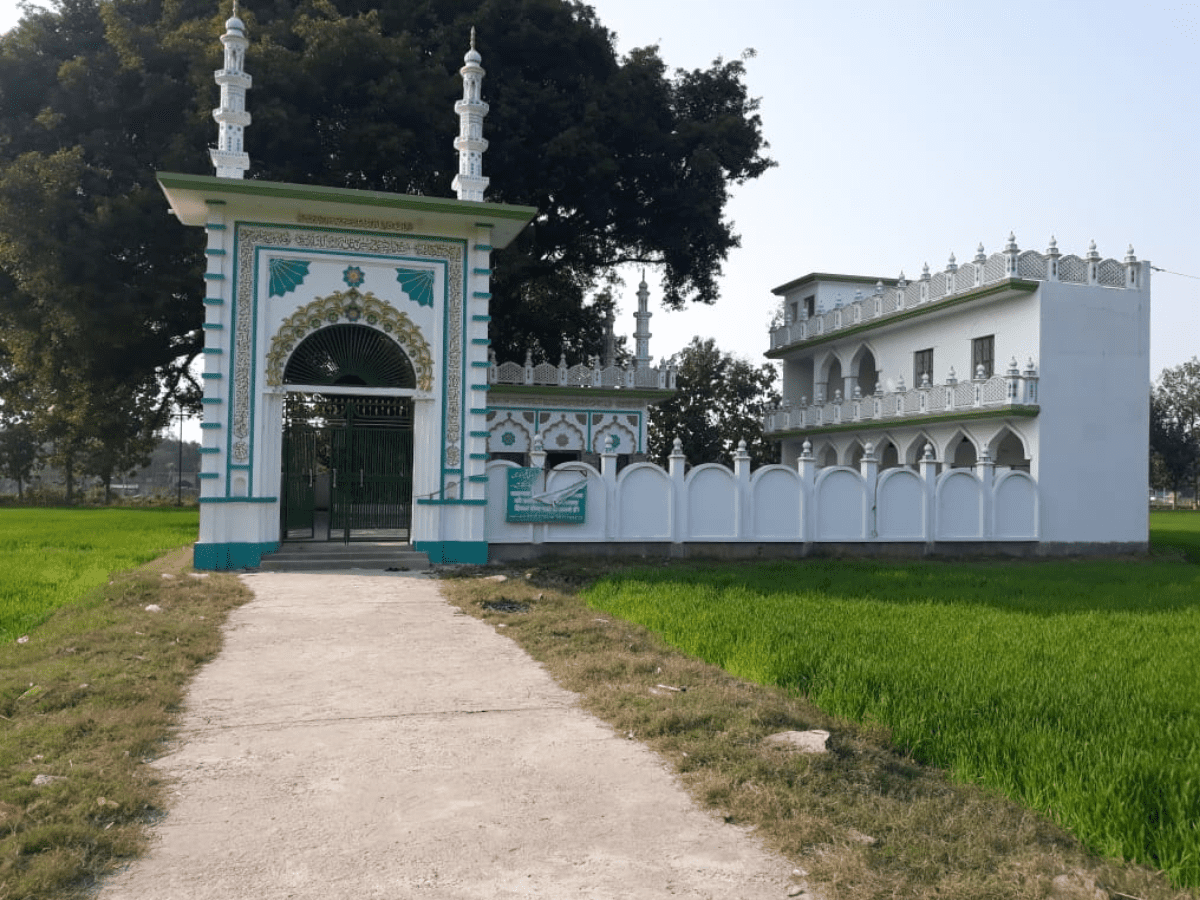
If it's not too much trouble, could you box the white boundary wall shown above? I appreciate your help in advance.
[486,442,1038,547]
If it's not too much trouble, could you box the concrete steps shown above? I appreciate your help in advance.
[258,542,430,573]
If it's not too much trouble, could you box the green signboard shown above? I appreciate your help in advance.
[506,467,587,523]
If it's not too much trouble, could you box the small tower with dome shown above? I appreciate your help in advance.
[452,28,490,202]
[210,1,251,179]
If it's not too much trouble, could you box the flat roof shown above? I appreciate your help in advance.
[771,272,897,296]
[157,171,538,248]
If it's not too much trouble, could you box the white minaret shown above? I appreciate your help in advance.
[452,28,490,202]
[210,2,251,179]
[633,272,653,370]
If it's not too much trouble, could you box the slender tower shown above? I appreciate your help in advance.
[452,28,489,202]
[210,2,251,179]
[633,272,653,371]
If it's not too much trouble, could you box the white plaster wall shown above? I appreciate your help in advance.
[750,467,801,539]
[1035,280,1150,542]
[686,465,737,540]
[616,464,673,540]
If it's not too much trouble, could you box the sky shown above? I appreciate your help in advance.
[1,0,1196,389]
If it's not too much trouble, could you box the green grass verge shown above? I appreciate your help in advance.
[0,508,199,641]
[581,513,1200,889]
[0,546,251,899]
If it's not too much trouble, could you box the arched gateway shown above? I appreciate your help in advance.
[157,13,535,568]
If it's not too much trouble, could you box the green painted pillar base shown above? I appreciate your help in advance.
[193,542,279,571]
[413,541,488,565]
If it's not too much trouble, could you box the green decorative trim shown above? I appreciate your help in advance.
[206,222,227,231]
[197,496,277,504]
[229,463,250,470]
[203,297,224,306]
[202,372,222,380]
[766,280,1040,358]
[203,348,223,355]
[200,422,222,430]
[395,267,435,308]
[414,540,488,565]
[472,267,492,276]
[204,273,225,280]
[472,315,491,322]
[471,338,491,346]
[199,447,220,454]
[473,243,493,251]
[470,361,490,368]
[265,288,434,391]
[472,292,492,300]
[206,249,227,256]
[468,475,488,483]
[199,472,219,480]
[471,383,490,391]
[157,172,537,222]
[470,407,489,415]
[469,453,490,460]
[203,323,223,330]
[469,430,489,438]
[268,257,311,297]
[771,405,1041,439]
[193,541,279,571]
[201,398,222,404]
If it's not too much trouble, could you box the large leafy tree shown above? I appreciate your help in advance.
[648,336,779,469]
[1152,359,1200,502]
[0,0,772,487]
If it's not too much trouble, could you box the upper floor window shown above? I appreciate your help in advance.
[914,348,934,388]
[973,335,995,379]
[804,294,815,318]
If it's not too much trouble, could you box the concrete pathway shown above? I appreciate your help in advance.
[98,572,802,899]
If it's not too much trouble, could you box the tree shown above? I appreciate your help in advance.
[0,422,41,499]
[1152,359,1200,503]
[0,0,774,462]
[648,337,779,469]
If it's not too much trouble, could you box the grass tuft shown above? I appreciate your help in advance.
[0,545,252,899]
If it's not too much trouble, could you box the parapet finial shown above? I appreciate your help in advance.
[470,25,476,50]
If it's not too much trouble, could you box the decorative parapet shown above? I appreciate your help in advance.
[489,350,677,391]
[764,358,1039,435]
[770,237,1146,352]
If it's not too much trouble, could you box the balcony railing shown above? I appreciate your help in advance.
[770,237,1145,353]
[764,361,1039,435]
[489,352,676,391]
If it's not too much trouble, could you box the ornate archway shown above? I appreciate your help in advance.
[265,289,434,391]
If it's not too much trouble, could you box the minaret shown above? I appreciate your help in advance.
[633,272,652,370]
[210,2,251,179]
[452,28,490,202]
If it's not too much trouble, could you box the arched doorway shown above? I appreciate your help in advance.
[281,325,416,542]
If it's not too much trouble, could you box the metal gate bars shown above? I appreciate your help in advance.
[281,394,414,542]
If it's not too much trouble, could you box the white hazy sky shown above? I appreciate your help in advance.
[2,0,1196,385]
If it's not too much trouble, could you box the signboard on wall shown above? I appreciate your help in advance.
[505,467,587,523]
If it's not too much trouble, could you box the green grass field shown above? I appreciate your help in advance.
[584,512,1200,887]
[0,508,199,641]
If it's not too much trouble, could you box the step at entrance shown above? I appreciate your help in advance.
[258,542,430,573]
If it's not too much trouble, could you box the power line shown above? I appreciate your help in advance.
[1150,265,1200,281]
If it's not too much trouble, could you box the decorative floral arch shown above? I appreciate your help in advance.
[266,289,434,391]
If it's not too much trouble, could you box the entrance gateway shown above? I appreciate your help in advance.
[159,13,538,568]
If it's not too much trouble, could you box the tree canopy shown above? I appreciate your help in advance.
[1151,358,1200,501]
[0,0,773,494]
[648,337,779,469]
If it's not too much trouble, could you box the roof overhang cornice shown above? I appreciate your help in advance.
[156,171,537,248]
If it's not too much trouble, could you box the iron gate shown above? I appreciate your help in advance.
[282,394,414,542]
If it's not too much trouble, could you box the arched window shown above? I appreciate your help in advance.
[283,324,416,389]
